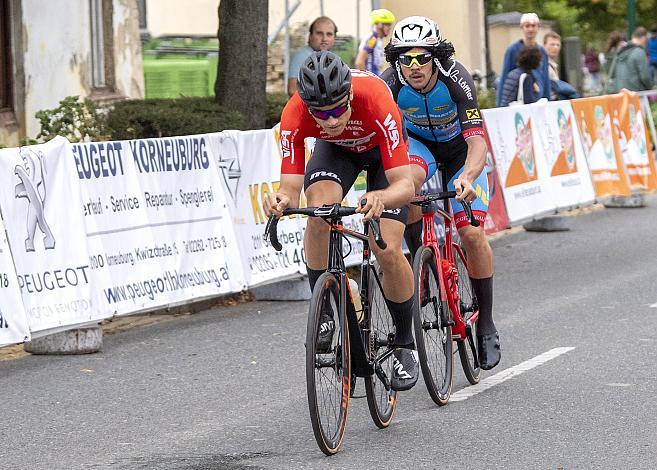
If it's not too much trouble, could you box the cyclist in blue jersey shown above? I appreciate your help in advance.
[382,16,500,370]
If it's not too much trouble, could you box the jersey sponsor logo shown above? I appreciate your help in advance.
[366,36,377,49]
[433,105,450,111]
[329,132,376,149]
[465,108,481,120]
[383,113,400,150]
[402,107,420,114]
[448,69,474,101]
[280,130,292,159]
[309,170,341,183]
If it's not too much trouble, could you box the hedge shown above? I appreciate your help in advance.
[105,93,289,140]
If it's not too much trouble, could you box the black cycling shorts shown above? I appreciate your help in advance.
[303,140,409,224]
[408,131,468,182]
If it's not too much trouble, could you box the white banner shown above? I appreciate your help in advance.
[532,101,596,209]
[208,130,307,287]
[72,135,245,316]
[0,137,97,332]
[483,104,556,223]
[0,216,31,346]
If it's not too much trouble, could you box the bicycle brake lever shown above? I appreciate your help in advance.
[462,200,480,227]
[369,219,387,250]
[264,216,283,251]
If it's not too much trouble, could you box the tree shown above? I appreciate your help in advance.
[215,0,268,129]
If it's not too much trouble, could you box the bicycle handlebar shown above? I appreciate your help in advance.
[264,202,387,252]
[410,192,481,228]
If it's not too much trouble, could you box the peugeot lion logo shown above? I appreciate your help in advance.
[217,135,242,206]
[14,148,56,252]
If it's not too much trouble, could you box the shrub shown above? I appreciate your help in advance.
[266,92,288,128]
[34,95,109,143]
[104,97,247,140]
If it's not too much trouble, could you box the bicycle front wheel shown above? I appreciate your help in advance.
[306,272,350,455]
[453,245,481,385]
[364,262,397,428]
[413,245,453,406]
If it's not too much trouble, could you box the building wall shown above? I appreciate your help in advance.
[1,0,143,144]
[381,0,486,74]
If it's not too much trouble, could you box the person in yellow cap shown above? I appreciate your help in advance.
[355,8,395,75]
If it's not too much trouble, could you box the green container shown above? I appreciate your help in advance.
[143,54,218,99]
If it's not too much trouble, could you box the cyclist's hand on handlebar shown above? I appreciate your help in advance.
[263,191,291,217]
[453,176,477,203]
[356,192,384,221]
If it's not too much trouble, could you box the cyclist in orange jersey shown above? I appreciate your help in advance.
[264,51,419,391]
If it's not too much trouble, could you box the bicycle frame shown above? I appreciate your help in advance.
[326,218,395,386]
[419,190,479,342]
[266,206,395,386]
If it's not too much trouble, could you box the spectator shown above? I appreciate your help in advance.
[355,8,395,76]
[496,12,550,106]
[544,31,579,100]
[603,31,625,82]
[607,27,653,93]
[648,25,657,81]
[287,16,337,97]
[499,46,543,107]
[584,45,602,93]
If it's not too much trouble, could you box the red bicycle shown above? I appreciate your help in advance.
[410,189,481,406]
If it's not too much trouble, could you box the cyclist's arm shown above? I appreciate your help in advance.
[449,61,488,201]
[355,50,368,71]
[358,165,414,220]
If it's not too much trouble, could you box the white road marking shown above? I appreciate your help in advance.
[450,347,576,402]
[650,302,657,308]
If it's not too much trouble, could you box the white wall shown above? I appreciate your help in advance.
[19,0,143,138]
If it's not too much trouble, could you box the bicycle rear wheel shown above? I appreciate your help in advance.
[364,262,397,428]
[453,245,481,385]
[412,245,453,406]
[306,272,350,455]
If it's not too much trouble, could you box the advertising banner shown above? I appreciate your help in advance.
[482,105,555,224]
[571,96,630,197]
[208,129,308,287]
[608,92,657,191]
[0,216,31,346]
[0,137,98,332]
[531,100,596,209]
[481,124,510,234]
[73,135,245,316]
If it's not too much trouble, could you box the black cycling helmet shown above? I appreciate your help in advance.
[297,50,352,107]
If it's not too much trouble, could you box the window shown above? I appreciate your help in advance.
[0,0,13,110]
[89,0,115,91]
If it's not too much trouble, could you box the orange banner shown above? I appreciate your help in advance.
[571,96,630,197]
[607,91,657,191]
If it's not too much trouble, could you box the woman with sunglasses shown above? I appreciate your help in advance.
[264,50,421,392]
[382,16,500,370]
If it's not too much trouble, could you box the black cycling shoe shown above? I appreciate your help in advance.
[316,311,335,353]
[391,348,419,391]
[477,333,501,370]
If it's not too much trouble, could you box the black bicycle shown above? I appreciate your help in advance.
[265,204,398,455]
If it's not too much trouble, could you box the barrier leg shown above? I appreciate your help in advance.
[251,277,311,301]
[603,194,645,208]
[522,215,570,232]
[24,326,102,355]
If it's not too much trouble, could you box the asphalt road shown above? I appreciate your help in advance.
[2,196,657,470]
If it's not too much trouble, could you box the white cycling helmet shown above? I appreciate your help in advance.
[390,16,441,49]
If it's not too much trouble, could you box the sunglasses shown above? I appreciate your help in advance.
[308,100,351,120]
[398,52,433,68]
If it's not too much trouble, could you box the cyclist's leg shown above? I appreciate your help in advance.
[448,166,500,369]
[405,136,437,260]
[303,140,362,291]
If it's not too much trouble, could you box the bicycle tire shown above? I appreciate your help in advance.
[412,245,453,406]
[453,245,481,385]
[364,262,397,428]
[306,272,351,455]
